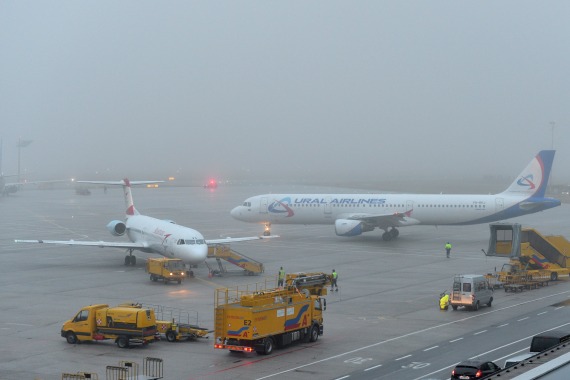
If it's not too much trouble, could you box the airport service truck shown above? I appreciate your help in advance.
[61,304,158,348]
[214,272,330,355]
[146,257,186,284]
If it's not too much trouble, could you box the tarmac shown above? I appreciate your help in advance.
[1,184,570,380]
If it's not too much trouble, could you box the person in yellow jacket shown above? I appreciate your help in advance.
[331,269,338,291]
[439,292,449,310]
[278,267,285,287]
[445,242,452,258]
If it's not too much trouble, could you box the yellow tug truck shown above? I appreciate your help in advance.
[214,272,330,355]
[61,304,158,348]
[146,257,186,284]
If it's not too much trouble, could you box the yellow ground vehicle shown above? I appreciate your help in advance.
[485,223,570,283]
[61,304,158,348]
[146,257,186,284]
[214,272,329,355]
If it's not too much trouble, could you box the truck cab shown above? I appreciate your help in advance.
[61,304,109,343]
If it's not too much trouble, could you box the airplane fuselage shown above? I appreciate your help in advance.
[232,193,561,227]
[126,215,208,264]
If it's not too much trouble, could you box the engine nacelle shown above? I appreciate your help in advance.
[106,220,126,236]
[335,219,364,237]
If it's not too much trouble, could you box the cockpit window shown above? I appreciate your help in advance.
[177,239,185,245]
[243,202,251,207]
[183,239,206,245]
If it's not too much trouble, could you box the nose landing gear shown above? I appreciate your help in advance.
[263,223,271,236]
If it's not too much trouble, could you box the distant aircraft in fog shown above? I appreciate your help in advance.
[231,151,560,240]
[16,178,275,267]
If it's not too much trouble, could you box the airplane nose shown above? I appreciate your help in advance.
[230,206,241,219]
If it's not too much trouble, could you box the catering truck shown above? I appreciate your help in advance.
[214,272,329,355]
[61,304,158,348]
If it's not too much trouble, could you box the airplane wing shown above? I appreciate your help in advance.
[14,239,149,249]
[205,235,278,245]
[342,212,420,228]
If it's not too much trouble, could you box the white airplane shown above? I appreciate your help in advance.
[231,151,561,241]
[16,178,275,266]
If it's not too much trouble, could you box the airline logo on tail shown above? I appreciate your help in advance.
[504,151,551,196]
[268,198,295,217]
[517,175,536,190]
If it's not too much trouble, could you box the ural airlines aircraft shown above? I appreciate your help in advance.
[231,151,561,241]
[16,179,274,266]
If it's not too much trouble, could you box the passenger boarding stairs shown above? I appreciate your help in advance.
[486,223,570,268]
[207,245,264,276]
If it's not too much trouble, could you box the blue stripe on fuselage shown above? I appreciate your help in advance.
[452,197,561,226]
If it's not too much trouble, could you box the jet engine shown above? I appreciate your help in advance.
[106,220,126,236]
[335,219,364,236]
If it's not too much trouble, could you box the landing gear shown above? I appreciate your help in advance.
[124,250,136,266]
[263,223,271,236]
[381,228,399,241]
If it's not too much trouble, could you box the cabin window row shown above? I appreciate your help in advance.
[293,204,485,208]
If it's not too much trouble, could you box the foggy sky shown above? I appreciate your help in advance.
[1,1,569,186]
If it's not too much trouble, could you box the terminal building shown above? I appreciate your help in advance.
[486,341,570,379]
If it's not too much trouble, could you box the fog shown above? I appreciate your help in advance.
[1,1,569,189]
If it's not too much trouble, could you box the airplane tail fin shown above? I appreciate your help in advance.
[502,150,555,198]
[122,178,139,216]
[76,178,164,217]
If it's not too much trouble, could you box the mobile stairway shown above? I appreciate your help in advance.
[485,223,570,282]
[206,245,264,276]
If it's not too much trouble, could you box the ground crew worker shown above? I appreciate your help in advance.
[439,292,449,310]
[331,269,338,291]
[445,242,452,258]
[277,266,285,287]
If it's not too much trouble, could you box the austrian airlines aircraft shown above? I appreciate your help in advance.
[231,151,560,241]
[16,179,274,266]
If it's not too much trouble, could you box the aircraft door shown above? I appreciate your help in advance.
[260,197,268,214]
[406,200,414,214]
[495,198,504,213]
[324,196,332,215]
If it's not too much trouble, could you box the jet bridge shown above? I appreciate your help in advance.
[206,245,264,276]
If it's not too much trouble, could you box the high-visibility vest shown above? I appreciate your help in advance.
[445,243,452,250]
[278,269,285,279]
[332,272,338,279]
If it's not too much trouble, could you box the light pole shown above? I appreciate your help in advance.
[550,121,556,149]
[549,122,555,194]
[17,138,33,183]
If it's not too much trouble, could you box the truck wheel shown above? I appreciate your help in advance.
[487,298,493,307]
[257,338,274,355]
[177,279,182,284]
[473,301,480,311]
[551,272,558,281]
[166,331,177,342]
[117,336,130,348]
[66,332,78,344]
[309,325,319,342]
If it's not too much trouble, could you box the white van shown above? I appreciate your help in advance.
[450,274,494,311]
